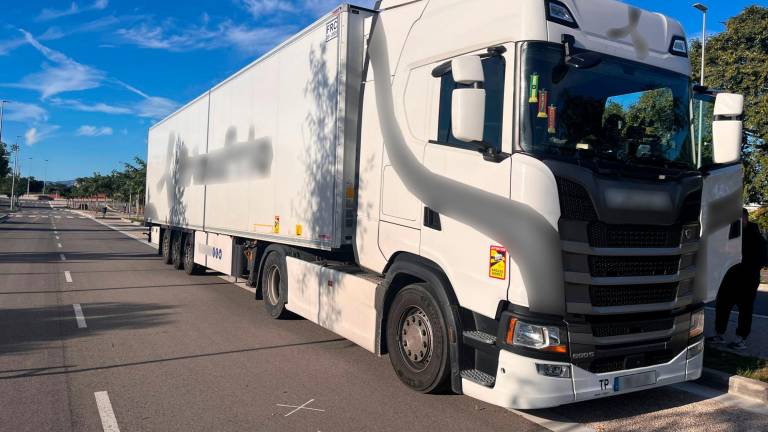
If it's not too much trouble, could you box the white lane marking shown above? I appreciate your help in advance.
[704,306,768,320]
[55,235,60,240]
[276,399,325,417]
[60,253,66,261]
[73,304,87,328]
[55,216,61,218]
[64,271,73,283]
[57,243,63,248]
[66,216,73,219]
[94,391,121,432]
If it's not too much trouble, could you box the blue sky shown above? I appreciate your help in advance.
[0,0,760,181]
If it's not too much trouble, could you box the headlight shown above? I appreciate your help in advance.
[506,318,568,353]
[689,310,705,338]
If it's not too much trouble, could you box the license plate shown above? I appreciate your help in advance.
[613,371,657,392]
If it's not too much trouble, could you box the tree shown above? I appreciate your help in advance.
[690,5,768,203]
[0,141,9,178]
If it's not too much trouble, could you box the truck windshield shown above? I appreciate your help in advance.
[519,42,694,170]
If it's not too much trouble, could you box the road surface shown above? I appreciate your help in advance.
[1,204,766,432]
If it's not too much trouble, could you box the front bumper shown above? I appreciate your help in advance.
[461,341,703,410]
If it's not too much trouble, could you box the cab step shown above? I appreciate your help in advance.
[461,369,496,387]
[463,330,497,345]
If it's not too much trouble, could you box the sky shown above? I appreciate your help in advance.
[0,0,761,182]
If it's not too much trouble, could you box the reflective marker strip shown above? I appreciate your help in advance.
[73,304,87,328]
[94,391,121,432]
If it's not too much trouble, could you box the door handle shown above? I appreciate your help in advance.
[424,207,442,231]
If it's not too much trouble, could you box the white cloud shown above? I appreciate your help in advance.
[240,0,294,18]
[50,97,132,115]
[13,30,106,99]
[24,125,59,145]
[116,19,295,54]
[4,102,49,123]
[77,125,113,136]
[135,96,179,119]
[37,0,109,22]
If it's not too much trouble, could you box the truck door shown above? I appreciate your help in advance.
[693,92,743,302]
[419,47,514,317]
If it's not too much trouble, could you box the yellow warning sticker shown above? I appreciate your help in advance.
[273,216,280,234]
[489,245,507,280]
[296,224,303,237]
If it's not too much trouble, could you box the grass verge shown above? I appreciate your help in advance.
[704,345,768,383]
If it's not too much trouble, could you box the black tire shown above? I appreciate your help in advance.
[260,249,289,319]
[171,232,184,270]
[161,229,173,264]
[183,234,203,275]
[386,283,451,393]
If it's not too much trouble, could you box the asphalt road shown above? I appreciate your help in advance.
[1,205,767,432]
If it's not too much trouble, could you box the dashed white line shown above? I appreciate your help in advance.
[57,243,62,248]
[55,235,60,240]
[60,253,66,261]
[94,391,121,432]
[72,304,87,328]
[64,271,72,283]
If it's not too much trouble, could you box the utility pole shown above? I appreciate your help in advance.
[693,3,708,167]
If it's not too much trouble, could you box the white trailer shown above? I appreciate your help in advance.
[146,0,746,409]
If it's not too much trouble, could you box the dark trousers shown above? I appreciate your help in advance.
[714,270,760,339]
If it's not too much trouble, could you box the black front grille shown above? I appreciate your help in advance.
[589,256,680,277]
[588,223,682,248]
[590,283,679,307]
[592,318,675,337]
[589,350,676,373]
[556,177,597,221]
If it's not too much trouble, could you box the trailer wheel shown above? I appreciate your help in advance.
[386,283,451,394]
[161,229,173,264]
[183,234,203,275]
[171,232,184,270]
[261,250,289,319]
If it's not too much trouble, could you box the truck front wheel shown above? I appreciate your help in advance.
[161,229,172,264]
[171,232,184,270]
[386,283,451,393]
[261,250,289,319]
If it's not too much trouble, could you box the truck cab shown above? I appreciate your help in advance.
[355,0,744,408]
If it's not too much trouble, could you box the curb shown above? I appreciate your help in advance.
[699,367,768,403]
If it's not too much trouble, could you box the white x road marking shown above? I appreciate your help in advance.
[276,399,325,417]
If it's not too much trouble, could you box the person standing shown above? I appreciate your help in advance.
[707,209,767,350]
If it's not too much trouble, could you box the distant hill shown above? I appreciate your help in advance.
[50,180,76,187]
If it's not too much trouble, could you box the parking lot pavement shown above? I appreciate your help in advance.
[2,207,767,432]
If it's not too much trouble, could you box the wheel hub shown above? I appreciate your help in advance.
[399,307,433,369]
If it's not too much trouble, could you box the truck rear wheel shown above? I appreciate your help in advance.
[171,232,184,270]
[261,250,289,319]
[183,234,203,275]
[386,283,451,393]
[161,229,172,264]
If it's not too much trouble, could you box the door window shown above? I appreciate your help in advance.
[435,55,506,152]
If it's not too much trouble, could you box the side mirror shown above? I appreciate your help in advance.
[712,93,744,164]
[450,55,485,142]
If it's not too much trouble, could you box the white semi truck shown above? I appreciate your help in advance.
[145,0,746,409]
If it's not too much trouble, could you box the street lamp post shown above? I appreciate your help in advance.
[9,138,19,210]
[26,157,33,197]
[693,3,708,167]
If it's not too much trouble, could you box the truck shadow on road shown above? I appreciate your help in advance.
[528,384,767,431]
[0,251,160,264]
[0,302,174,357]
